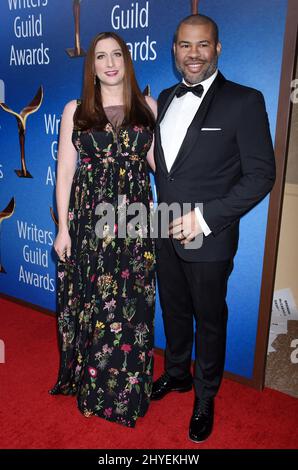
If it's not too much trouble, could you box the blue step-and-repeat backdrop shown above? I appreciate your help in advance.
[0,0,287,379]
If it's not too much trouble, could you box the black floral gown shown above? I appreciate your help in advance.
[50,105,155,428]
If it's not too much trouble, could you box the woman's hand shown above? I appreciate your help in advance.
[54,228,72,262]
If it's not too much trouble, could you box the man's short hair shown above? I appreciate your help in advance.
[174,14,219,45]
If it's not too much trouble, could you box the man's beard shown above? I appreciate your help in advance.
[176,56,218,85]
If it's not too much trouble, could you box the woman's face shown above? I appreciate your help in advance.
[94,37,125,88]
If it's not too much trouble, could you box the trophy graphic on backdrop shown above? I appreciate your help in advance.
[0,86,43,178]
[192,0,200,14]
[66,0,86,58]
[0,197,15,274]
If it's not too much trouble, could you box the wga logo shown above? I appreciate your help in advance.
[0,79,4,103]
[0,339,4,363]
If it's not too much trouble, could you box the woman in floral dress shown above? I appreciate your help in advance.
[50,32,157,427]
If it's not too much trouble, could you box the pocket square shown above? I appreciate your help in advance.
[201,127,222,131]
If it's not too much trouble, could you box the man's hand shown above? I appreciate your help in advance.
[169,210,203,245]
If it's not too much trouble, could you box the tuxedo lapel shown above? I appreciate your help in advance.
[169,72,226,175]
[155,85,180,175]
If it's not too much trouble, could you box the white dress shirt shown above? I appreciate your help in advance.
[160,70,218,236]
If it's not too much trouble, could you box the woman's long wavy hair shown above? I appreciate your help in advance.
[74,32,155,131]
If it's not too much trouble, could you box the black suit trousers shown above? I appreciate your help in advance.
[156,238,234,400]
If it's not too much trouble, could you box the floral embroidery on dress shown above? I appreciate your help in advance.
[50,105,155,428]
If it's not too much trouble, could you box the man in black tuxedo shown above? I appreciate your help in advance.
[152,14,276,442]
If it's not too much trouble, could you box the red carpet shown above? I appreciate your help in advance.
[0,297,297,449]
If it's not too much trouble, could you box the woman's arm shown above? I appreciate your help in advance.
[54,100,78,261]
[145,95,157,172]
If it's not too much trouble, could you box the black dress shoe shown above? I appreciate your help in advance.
[189,397,214,443]
[151,372,192,401]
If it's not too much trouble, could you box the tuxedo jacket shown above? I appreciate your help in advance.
[154,71,276,262]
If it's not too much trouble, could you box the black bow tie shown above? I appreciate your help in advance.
[175,83,204,98]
